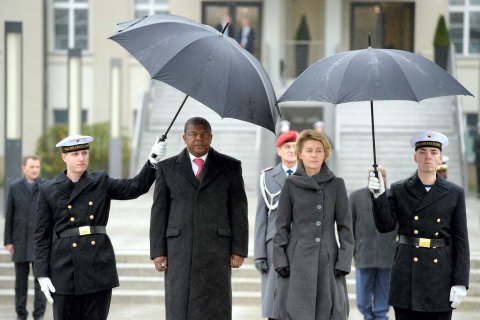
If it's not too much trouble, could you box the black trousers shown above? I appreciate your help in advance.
[394,307,452,320]
[53,288,112,320]
[15,262,46,320]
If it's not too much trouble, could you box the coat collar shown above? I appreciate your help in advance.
[175,148,222,189]
[54,170,94,202]
[404,171,450,211]
[289,163,335,190]
[272,163,287,187]
[20,177,43,194]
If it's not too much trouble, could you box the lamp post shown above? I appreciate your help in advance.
[109,59,122,178]
[68,48,82,135]
[4,22,23,210]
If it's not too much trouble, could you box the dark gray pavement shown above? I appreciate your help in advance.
[1,188,479,319]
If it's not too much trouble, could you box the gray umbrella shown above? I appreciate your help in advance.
[109,14,279,137]
[279,47,473,170]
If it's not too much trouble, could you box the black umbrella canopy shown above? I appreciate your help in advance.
[110,14,279,133]
[279,48,472,104]
[278,47,473,172]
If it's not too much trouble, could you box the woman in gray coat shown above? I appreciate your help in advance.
[273,130,354,320]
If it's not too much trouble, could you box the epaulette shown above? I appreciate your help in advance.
[259,166,274,174]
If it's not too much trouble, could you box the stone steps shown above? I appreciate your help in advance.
[1,250,480,311]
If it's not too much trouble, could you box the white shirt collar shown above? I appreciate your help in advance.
[282,164,297,175]
[189,152,208,162]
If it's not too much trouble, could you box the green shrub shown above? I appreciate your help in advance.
[295,15,311,41]
[36,123,131,179]
[434,15,450,48]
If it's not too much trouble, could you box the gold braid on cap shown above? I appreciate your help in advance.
[415,141,442,151]
[62,143,89,153]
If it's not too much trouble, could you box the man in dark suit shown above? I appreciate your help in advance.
[254,130,297,320]
[350,167,396,320]
[237,17,255,54]
[215,14,235,38]
[4,155,46,320]
[34,134,166,320]
[369,131,469,320]
[150,117,249,320]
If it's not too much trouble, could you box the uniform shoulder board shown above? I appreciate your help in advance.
[259,166,274,174]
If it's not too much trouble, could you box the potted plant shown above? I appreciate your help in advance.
[433,15,450,70]
[295,15,311,76]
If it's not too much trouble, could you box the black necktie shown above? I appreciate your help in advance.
[286,169,293,177]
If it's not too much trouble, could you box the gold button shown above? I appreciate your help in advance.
[70,217,75,222]
[89,215,94,220]
[433,247,437,249]
[435,232,439,236]
[415,246,419,249]
[414,216,419,220]
[437,218,441,223]
[68,205,72,209]
[414,230,419,235]
[414,257,418,262]
[72,243,77,248]
[91,240,96,246]
[434,259,438,263]
[89,201,93,206]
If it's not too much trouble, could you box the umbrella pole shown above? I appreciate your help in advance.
[151,94,189,159]
[370,100,379,173]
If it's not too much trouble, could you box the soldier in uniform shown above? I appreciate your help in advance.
[254,130,298,320]
[368,131,469,320]
[34,134,167,320]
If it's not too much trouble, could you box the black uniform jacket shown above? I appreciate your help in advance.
[373,173,469,312]
[34,162,156,295]
[4,178,45,262]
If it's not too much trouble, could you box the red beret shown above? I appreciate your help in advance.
[276,130,299,147]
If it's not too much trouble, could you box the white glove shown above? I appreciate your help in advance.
[38,277,55,304]
[450,285,467,308]
[148,138,167,164]
[368,171,385,198]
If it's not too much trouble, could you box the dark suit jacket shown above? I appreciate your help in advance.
[34,162,156,295]
[350,187,396,269]
[150,147,248,320]
[373,173,469,312]
[236,27,255,53]
[4,178,44,262]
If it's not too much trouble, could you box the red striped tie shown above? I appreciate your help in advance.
[193,158,204,177]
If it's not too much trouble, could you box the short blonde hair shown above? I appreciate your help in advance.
[295,129,332,163]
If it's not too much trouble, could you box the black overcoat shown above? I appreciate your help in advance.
[4,178,44,262]
[373,173,469,312]
[34,162,156,295]
[150,148,248,320]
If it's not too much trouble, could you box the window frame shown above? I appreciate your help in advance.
[52,0,89,53]
[134,0,170,18]
[449,0,480,56]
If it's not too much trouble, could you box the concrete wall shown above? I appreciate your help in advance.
[0,0,45,177]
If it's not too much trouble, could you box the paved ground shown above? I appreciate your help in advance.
[1,188,479,319]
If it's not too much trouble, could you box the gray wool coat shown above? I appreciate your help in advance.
[4,178,44,262]
[373,173,469,312]
[273,164,354,320]
[150,148,249,320]
[254,163,287,318]
[350,187,396,269]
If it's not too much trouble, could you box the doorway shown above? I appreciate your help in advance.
[201,1,262,58]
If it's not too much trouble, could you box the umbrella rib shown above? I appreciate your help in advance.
[384,51,420,102]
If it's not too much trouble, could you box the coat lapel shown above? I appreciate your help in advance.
[415,175,450,211]
[69,171,95,202]
[176,149,199,189]
[272,164,286,188]
[199,148,221,190]
[54,172,74,196]
[404,173,426,202]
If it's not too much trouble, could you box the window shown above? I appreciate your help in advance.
[134,0,169,18]
[449,0,480,55]
[53,0,89,51]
